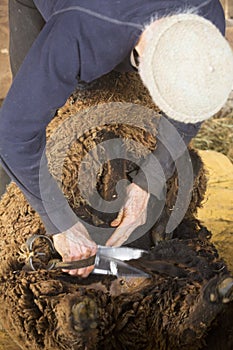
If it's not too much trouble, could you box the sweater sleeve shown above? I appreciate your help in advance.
[0,13,81,234]
[132,114,202,199]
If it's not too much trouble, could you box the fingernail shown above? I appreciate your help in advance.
[111,220,118,227]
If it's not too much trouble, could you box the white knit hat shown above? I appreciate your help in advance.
[139,14,233,123]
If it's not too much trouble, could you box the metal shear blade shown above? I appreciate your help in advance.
[25,234,150,278]
[93,255,150,277]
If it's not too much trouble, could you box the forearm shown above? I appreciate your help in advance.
[132,115,202,198]
[0,152,78,234]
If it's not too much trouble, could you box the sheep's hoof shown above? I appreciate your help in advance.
[208,277,233,303]
[71,297,98,332]
[217,277,233,303]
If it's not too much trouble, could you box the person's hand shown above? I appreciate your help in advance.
[53,221,97,278]
[106,183,150,247]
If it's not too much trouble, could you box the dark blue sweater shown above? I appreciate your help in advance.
[0,0,225,233]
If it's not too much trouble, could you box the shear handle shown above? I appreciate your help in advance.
[26,234,96,271]
[47,255,96,270]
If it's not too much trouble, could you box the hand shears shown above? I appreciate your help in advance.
[24,234,150,278]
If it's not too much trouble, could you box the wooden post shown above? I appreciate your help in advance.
[229,0,233,19]
[220,0,233,19]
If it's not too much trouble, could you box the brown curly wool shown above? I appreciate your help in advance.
[0,72,232,350]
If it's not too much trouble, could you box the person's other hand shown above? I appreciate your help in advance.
[53,221,97,278]
[106,183,150,247]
